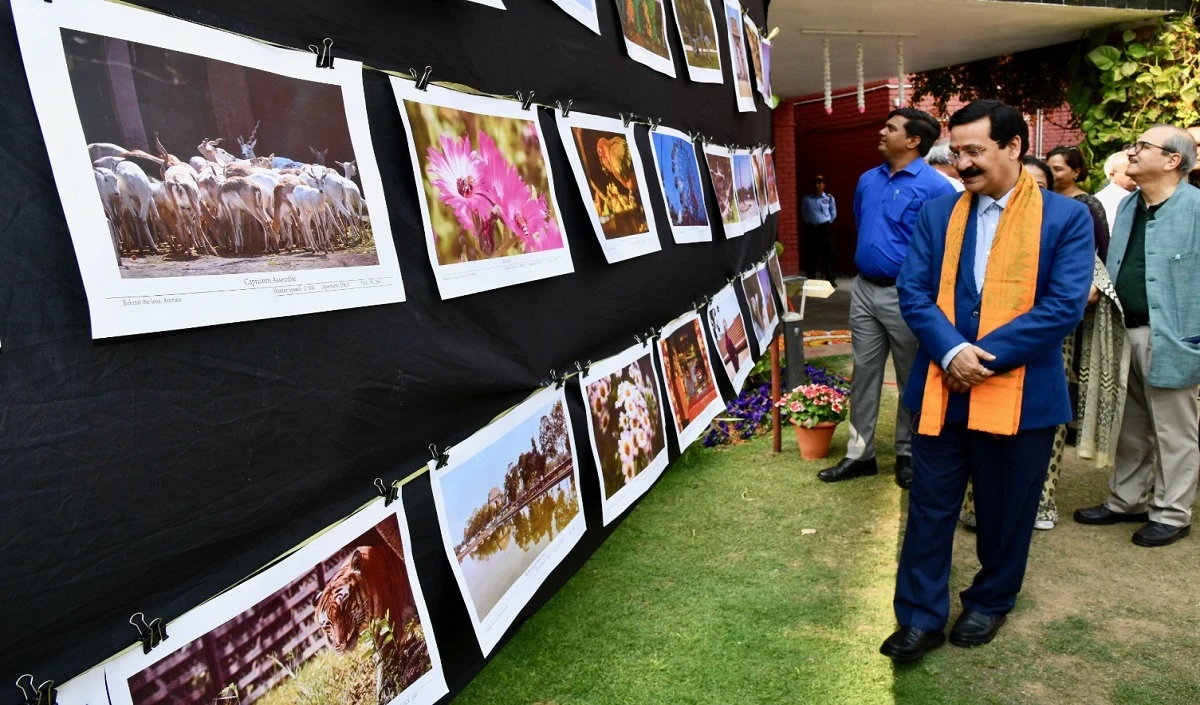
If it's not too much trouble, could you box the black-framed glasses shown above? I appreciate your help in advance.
[948,140,1004,163]
[1129,140,1177,157]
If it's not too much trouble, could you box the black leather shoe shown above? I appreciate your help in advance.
[949,610,1006,647]
[818,457,878,483]
[1132,521,1191,547]
[895,456,913,489]
[1073,505,1150,525]
[880,627,945,663]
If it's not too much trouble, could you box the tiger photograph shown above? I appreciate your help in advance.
[124,513,434,705]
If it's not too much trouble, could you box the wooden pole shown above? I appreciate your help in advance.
[771,333,782,454]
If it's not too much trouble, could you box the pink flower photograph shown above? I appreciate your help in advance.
[404,103,564,266]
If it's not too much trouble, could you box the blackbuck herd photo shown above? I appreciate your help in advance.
[89,121,376,277]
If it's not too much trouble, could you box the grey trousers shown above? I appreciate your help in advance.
[1105,326,1200,527]
[845,276,919,460]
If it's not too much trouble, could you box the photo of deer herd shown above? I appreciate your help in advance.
[64,29,379,278]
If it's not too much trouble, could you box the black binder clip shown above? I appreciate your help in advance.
[429,443,450,470]
[516,91,536,110]
[694,294,712,310]
[15,675,57,705]
[374,478,399,507]
[688,131,704,144]
[409,66,433,91]
[556,99,574,117]
[574,360,591,377]
[620,112,638,128]
[728,274,740,285]
[647,117,663,131]
[308,38,334,68]
[130,612,168,654]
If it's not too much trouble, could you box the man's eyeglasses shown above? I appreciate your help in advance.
[1128,140,1177,157]
[948,140,1003,163]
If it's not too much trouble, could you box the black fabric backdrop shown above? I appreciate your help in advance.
[0,0,775,701]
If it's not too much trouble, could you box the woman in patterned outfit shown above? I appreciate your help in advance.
[960,157,1095,531]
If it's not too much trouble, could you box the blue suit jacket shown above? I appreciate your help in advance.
[896,189,1094,431]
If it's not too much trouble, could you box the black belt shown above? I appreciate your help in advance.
[1124,316,1149,329]
[861,274,897,288]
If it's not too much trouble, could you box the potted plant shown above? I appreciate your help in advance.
[777,382,849,460]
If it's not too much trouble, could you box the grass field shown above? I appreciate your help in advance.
[454,355,1200,705]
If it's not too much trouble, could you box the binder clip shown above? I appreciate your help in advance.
[620,113,638,128]
[573,360,590,377]
[556,99,574,118]
[647,117,662,131]
[308,38,334,68]
[130,612,168,654]
[409,65,433,91]
[15,675,56,705]
[516,91,536,110]
[429,444,450,470]
[543,369,565,389]
[374,478,399,507]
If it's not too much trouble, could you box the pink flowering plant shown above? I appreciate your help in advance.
[407,104,563,264]
[777,382,849,428]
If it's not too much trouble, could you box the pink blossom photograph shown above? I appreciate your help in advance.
[393,81,573,299]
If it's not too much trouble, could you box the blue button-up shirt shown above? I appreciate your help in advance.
[802,192,837,225]
[853,157,957,278]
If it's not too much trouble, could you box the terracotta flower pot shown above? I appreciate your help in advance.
[794,421,838,460]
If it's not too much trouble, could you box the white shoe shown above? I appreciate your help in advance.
[1034,519,1056,531]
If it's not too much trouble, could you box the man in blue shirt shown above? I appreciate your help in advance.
[819,108,956,487]
[801,175,838,283]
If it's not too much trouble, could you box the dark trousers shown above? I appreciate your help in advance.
[803,222,836,281]
[894,423,1055,631]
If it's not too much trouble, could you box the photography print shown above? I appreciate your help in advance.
[427,386,586,655]
[394,79,574,299]
[12,0,405,338]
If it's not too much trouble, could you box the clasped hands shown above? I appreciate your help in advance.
[945,345,996,394]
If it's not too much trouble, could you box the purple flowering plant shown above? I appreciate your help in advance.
[702,364,850,447]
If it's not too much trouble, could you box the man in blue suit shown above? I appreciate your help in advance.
[880,101,1094,662]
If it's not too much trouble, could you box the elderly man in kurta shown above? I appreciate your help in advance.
[1074,125,1200,548]
[880,100,1093,663]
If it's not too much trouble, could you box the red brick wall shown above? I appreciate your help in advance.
[787,80,896,278]
[771,102,798,275]
[773,79,1083,277]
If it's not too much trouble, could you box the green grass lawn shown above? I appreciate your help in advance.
[454,355,1200,705]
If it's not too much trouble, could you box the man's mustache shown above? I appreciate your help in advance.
[958,166,984,178]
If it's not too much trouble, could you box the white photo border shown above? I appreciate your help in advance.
[426,386,586,656]
[12,0,406,339]
[556,112,661,263]
[392,78,575,300]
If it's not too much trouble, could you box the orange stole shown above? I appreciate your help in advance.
[917,169,1043,437]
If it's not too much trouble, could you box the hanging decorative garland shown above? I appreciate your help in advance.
[896,39,905,106]
[856,36,865,114]
[823,37,832,115]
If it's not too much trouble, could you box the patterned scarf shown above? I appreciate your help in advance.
[919,169,1043,437]
[1076,255,1129,468]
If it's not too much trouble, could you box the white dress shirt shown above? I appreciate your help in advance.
[1094,182,1135,233]
[940,187,1015,370]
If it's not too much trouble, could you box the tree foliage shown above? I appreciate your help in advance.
[908,43,1074,117]
[1067,16,1200,179]
[909,10,1200,182]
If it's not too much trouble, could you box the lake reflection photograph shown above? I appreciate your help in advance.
[437,397,581,622]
